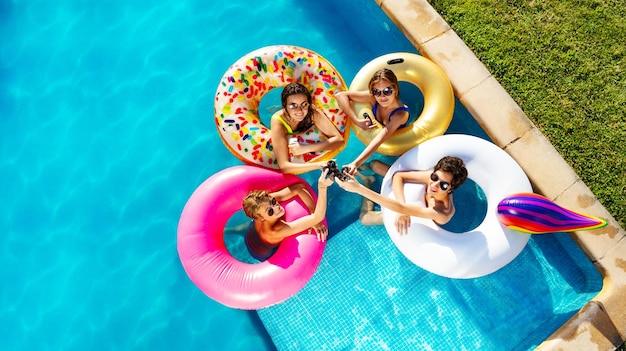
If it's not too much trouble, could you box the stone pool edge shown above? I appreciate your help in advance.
[375,0,626,349]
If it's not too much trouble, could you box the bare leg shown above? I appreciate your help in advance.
[359,198,383,225]
[369,160,390,177]
[356,172,383,226]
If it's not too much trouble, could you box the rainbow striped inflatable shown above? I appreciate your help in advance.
[497,193,608,234]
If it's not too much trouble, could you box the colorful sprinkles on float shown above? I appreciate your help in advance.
[214,45,350,170]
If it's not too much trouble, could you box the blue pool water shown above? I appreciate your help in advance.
[0,0,601,350]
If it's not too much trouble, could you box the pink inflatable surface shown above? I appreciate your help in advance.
[177,165,325,309]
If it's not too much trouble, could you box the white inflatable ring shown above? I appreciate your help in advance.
[380,134,532,278]
[349,52,454,156]
[214,45,350,172]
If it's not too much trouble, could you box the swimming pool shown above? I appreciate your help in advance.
[0,0,601,350]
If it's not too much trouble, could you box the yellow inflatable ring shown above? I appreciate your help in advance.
[214,45,350,171]
[349,53,454,156]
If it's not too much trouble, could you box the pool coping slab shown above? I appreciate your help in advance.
[377,0,626,350]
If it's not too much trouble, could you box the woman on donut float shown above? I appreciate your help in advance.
[242,168,333,261]
[336,156,468,231]
[337,69,409,175]
[214,45,350,175]
[271,82,344,174]
[178,165,332,308]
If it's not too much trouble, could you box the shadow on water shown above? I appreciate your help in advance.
[440,178,488,233]
[531,233,603,295]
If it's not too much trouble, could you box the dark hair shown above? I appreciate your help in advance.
[434,156,468,191]
[281,82,314,132]
[368,68,400,97]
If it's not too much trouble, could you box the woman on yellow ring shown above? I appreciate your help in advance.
[337,67,409,175]
[337,53,454,175]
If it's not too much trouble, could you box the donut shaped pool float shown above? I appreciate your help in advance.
[349,52,454,156]
[177,165,326,309]
[214,45,350,172]
[380,134,532,278]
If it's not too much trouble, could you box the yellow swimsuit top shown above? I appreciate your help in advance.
[273,113,295,135]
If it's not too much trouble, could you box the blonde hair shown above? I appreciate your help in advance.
[242,190,269,220]
[368,68,400,97]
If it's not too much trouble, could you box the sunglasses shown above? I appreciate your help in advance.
[371,86,393,97]
[266,197,279,216]
[287,101,310,111]
[430,172,451,191]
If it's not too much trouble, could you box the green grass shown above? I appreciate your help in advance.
[429,0,626,229]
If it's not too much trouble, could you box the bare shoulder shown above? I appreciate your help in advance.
[271,109,286,122]
[259,222,289,245]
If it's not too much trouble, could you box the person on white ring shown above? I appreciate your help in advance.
[336,156,467,233]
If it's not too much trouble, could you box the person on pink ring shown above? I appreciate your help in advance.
[242,169,333,261]
[335,156,467,233]
[336,69,409,176]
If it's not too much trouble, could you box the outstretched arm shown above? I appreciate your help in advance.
[289,107,344,156]
[266,169,333,243]
[344,115,407,176]
[391,170,430,204]
[335,91,375,130]
[335,175,445,228]
[279,169,333,242]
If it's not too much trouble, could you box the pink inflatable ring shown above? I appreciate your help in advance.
[177,165,325,310]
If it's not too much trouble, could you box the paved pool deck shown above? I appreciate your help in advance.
[376,0,626,349]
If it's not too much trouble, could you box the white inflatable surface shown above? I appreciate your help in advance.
[380,134,532,278]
